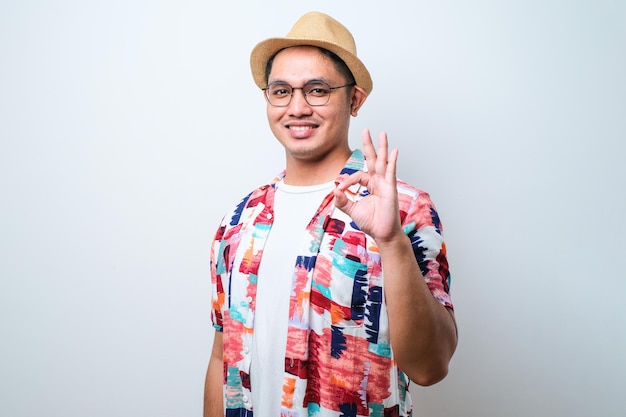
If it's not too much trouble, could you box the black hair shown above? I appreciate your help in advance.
[264,46,356,86]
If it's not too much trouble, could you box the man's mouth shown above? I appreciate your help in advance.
[288,125,316,131]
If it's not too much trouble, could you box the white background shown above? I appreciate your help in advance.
[1,1,625,416]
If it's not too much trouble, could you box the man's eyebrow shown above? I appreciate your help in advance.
[268,78,332,86]
[306,79,337,86]
[267,79,289,85]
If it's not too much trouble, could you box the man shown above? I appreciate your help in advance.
[204,11,457,416]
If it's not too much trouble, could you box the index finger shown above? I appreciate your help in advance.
[361,128,377,173]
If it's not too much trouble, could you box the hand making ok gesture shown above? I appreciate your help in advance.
[333,128,404,243]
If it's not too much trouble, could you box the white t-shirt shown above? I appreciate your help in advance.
[250,179,335,416]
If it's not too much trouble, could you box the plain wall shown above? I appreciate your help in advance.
[1,1,625,416]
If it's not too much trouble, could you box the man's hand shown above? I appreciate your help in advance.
[333,129,403,242]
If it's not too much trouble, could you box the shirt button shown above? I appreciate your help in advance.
[243,346,249,354]
[243,395,249,403]
[267,213,273,219]
[246,296,253,303]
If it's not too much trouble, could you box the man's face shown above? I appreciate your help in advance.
[265,46,362,164]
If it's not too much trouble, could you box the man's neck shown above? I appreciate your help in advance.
[283,149,352,186]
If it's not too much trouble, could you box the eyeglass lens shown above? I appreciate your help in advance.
[265,81,333,106]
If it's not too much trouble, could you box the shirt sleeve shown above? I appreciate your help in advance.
[209,191,256,332]
[401,189,453,309]
[210,222,226,332]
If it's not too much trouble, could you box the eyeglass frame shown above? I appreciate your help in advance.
[262,80,356,107]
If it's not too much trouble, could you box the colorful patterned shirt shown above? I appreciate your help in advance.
[210,150,453,416]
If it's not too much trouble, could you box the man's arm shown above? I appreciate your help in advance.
[376,233,457,385]
[203,331,224,417]
[333,129,457,386]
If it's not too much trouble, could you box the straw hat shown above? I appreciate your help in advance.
[250,11,373,95]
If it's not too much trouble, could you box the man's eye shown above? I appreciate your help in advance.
[307,86,330,96]
[272,88,290,96]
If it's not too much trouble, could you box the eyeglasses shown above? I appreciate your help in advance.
[263,81,356,107]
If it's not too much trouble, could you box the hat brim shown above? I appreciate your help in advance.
[250,38,373,95]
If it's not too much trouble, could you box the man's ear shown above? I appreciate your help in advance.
[350,86,368,117]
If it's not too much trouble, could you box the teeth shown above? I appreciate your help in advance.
[289,126,314,131]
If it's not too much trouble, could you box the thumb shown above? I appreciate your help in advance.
[333,187,353,215]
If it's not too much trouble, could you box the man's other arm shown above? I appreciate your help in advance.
[203,331,224,417]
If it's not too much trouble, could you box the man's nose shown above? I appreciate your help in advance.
[288,88,312,114]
